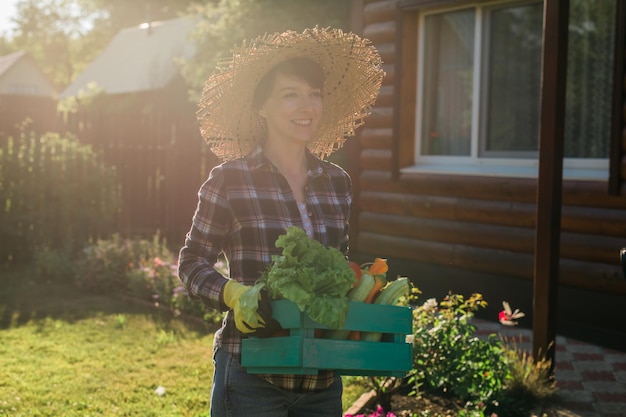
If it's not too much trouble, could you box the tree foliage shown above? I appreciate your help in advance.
[0,0,196,90]
[88,0,195,31]
[0,0,350,94]
[180,0,352,101]
[0,0,350,95]
[7,0,81,87]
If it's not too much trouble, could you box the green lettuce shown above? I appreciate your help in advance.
[240,226,355,329]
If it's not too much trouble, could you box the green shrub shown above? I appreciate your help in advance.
[126,256,177,305]
[75,233,171,293]
[74,233,221,324]
[409,293,510,409]
[486,339,557,417]
[33,245,76,283]
[0,132,120,265]
[401,291,556,415]
[503,340,556,400]
[171,257,226,323]
[171,285,220,324]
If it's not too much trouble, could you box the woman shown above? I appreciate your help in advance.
[178,27,383,417]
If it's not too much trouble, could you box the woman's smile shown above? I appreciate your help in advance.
[258,72,323,147]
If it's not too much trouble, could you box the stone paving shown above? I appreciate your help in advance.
[473,319,626,417]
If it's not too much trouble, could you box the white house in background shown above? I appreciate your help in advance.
[0,51,56,97]
[61,16,196,98]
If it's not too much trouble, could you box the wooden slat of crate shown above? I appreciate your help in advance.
[241,300,413,376]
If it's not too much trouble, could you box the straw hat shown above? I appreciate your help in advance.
[197,26,385,161]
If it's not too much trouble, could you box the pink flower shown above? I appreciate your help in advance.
[498,310,508,322]
[344,407,395,417]
[499,301,525,326]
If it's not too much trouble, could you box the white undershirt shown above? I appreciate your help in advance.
[297,201,313,238]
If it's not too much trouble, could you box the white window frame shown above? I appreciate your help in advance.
[405,1,609,181]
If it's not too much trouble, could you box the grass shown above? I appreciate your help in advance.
[0,267,215,416]
[0,266,363,416]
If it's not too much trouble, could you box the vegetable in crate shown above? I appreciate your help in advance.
[240,227,356,329]
[326,258,411,340]
[360,277,411,341]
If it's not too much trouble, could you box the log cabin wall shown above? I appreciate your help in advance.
[355,0,626,301]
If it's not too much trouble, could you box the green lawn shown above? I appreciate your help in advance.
[0,267,363,416]
[0,268,215,416]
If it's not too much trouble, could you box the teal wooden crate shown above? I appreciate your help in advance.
[241,300,413,376]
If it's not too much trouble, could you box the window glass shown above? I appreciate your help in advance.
[565,0,615,158]
[482,2,543,157]
[421,9,475,156]
[418,0,616,162]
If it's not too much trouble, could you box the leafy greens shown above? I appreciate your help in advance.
[240,226,355,329]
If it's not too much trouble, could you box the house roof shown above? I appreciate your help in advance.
[61,16,196,98]
[0,50,57,97]
[0,50,26,78]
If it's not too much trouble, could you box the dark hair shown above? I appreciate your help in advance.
[253,58,325,109]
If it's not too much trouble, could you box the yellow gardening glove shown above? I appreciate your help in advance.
[223,281,265,334]
[223,281,282,337]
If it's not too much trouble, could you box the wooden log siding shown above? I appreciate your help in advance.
[357,0,626,295]
[359,201,624,263]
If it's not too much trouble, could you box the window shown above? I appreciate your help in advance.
[411,0,616,179]
[9,83,39,95]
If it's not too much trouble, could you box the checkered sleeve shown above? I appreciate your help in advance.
[177,165,231,311]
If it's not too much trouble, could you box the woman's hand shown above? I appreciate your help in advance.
[223,281,281,337]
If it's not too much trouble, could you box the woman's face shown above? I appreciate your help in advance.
[258,72,323,148]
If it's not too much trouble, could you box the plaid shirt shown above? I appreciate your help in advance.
[178,146,352,392]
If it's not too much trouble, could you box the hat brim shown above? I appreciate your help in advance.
[197,27,385,161]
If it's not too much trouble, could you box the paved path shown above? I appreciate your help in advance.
[474,319,626,417]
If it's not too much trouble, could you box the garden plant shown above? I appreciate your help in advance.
[347,289,557,417]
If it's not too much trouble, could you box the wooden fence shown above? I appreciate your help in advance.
[0,95,58,138]
[0,88,220,249]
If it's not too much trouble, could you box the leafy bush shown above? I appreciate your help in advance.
[486,339,557,417]
[355,289,556,415]
[33,245,76,283]
[0,132,120,265]
[171,285,221,324]
[503,340,556,400]
[409,292,510,408]
[74,233,221,324]
[75,233,172,293]
[125,257,177,303]
[386,290,556,416]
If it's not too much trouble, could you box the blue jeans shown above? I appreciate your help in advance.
[210,348,343,417]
